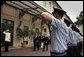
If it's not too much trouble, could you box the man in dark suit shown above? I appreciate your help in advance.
[33,36,39,51]
[43,36,49,52]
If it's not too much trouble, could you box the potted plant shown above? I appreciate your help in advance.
[16,26,29,47]
[16,26,41,47]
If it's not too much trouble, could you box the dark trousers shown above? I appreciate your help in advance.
[43,44,48,51]
[67,46,80,56]
[33,42,39,51]
[5,41,9,52]
[77,42,82,56]
[36,42,39,50]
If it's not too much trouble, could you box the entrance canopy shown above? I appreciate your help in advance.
[5,1,51,18]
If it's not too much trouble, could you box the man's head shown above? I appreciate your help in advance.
[6,29,9,32]
[52,7,66,19]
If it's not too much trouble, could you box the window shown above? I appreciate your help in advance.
[44,28,46,32]
[36,28,39,32]
[24,41,28,44]
[24,26,29,30]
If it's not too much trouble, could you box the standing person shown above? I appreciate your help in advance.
[38,35,41,48]
[43,36,49,52]
[75,28,83,56]
[3,29,11,52]
[40,36,44,49]
[63,20,74,56]
[33,35,39,51]
[42,36,46,52]
[36,35,40,51]
[72,30,83,56]
[41,7,69,56]
[67,24,78,56]
[33,36,36,51]
[67,25,83,56]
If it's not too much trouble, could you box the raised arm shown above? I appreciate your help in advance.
[41,12,53,22]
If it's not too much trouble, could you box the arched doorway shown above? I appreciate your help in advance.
[1,19,14,46]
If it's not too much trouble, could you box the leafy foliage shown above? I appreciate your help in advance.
[75,11,83,25]
[16,26,29,42]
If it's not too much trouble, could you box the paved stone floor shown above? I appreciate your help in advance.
[1,47,50,56]
[1,46,83,56]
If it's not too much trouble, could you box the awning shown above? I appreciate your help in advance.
[5,1,50,18]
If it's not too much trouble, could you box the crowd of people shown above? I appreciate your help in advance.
[33,35,50,52]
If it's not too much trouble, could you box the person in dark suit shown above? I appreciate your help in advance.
[33,36,39,51]
[33,36,36,51]
[43,36,49,52]
[40,36,44,49]
[36,35,40,51]
[38,35,42,49]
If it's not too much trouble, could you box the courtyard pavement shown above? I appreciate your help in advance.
[1,46,50,56]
